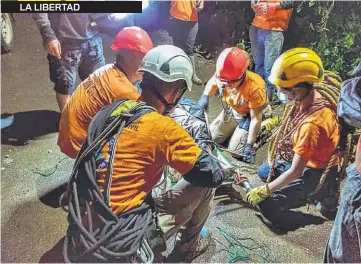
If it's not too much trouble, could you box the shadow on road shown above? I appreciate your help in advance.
[39,183,68,209]
[1,200,67,263]
[256,209,327,235]
[1,110,60,146]
[39,237,65,263]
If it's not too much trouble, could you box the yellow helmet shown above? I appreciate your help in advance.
[268,48,324,88]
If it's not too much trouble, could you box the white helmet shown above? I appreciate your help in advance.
[138,45,193,91]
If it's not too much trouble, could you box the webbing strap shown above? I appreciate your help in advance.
[99,101,156,204]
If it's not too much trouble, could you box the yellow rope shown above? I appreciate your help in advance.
[266,71,342,184]
[267,104,295,182]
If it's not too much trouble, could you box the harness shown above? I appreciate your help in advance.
[60,99,166,263]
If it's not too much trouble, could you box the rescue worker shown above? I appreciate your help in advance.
[249,0,294,103]
[58,27,153,159]
[198,47,269,164]
[324,62,361,263]
[246,48,340,213]
[33,14,106,112]
[169,0,204,85]
[64,45,232,263]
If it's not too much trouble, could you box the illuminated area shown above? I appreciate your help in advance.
[110,0,149,20]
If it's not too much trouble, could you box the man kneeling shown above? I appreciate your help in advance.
[246,48,341,215]
[62,45,231,263]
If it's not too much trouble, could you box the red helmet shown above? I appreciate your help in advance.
[216,47,250,81]
[111,26,153,55]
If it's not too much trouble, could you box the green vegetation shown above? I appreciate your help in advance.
[193,0,360,79]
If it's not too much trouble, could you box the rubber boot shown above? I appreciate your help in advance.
[189,55,203,85]
[267,88,274,104]
[166,227,211,263]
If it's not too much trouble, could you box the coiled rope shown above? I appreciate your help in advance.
[215,227,275,263]
[266,71,356,200]
[60,102,158,263]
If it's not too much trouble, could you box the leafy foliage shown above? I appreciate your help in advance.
[194,0,361,78]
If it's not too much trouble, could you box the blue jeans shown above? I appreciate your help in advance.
[324,163,361,263]
[47,35,105,95]
[257,161,337,210]
[249,25,284,100]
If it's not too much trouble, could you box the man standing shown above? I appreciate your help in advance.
[324,63,361,263]
[169,0,204,85]
[249,0,294,103]
[33,14,106,111]
[198,47,268,164]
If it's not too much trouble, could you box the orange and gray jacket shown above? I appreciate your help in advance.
[252,0,294,31]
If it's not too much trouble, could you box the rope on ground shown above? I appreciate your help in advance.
[31,157,68,177]
[215,227,275,263]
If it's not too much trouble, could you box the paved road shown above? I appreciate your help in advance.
[1,14,333,263]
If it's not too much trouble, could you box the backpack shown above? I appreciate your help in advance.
[62,99,166,263]
[337,76,361,129]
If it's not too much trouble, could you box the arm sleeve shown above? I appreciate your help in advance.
[32,14,57,45]
[160,119,224,188]
[280,0,294,9]
[203,75,219,96]
[248,84,268,109]
[293,123,320,161]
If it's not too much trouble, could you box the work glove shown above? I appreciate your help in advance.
[254,3,277,16]
[246,183,272,206]
[223,166,241,181]
[242,143,256,164]
[198,94,210,111]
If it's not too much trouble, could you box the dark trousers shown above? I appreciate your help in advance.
[47,35,105,95]
[257,160,338,210]
[168,17,198,56]
[324,163,361,263]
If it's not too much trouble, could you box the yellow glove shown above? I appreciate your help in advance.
[246,184,272,206]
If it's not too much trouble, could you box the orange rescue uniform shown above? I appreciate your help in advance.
[204,71,268,114]
[252,0,293,31]
[292,106,340,169]
[58,64,140,158]
[96,112,202,214]
[170,0,199,21]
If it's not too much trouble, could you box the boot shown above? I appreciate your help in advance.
[166,227,211,263]
[189,55,203,85]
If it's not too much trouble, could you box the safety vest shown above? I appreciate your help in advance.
[170,0,198,22]
[252,0,293,31]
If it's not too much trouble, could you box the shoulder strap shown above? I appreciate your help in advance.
[90,99,156,204]
[68,99,156,204]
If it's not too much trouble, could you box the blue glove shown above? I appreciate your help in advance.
[242,143,256,164]
[198,94,210,111]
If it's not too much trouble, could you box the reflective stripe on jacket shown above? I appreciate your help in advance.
[252,0,293,31]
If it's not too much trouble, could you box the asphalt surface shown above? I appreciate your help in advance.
[1,14,334,263]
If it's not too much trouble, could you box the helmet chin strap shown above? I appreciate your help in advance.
[236,74,246,88]
[296,87,313,104]
[151,86,185,115]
